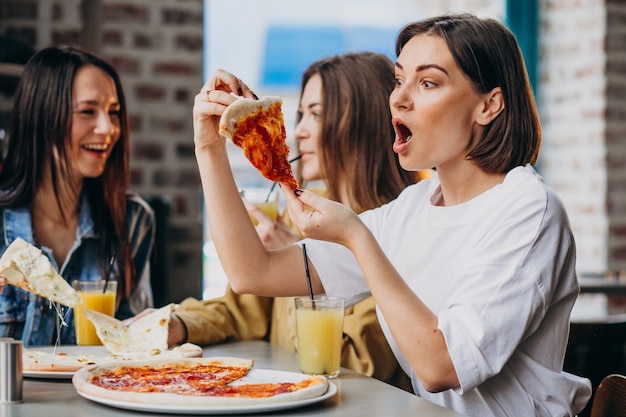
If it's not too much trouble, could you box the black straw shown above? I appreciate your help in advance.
[103,241,125,294]
[302,243,315,308]
[265,154,303,202]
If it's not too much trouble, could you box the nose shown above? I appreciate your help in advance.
[390,86,412,111]
[294,117,308,142]
[94,111,117,135]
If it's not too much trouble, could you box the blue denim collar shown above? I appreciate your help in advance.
[3,192,98,247]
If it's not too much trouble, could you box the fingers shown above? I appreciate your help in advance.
[202,69,258,101]
[122,308,156,326]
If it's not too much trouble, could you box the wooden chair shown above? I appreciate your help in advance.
[590,374,626,417]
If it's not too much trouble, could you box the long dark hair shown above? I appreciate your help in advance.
[297,52,417,213]
[0,45,135,299]
[396,14,541,173]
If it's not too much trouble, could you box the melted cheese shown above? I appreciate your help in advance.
[0,237,80,307]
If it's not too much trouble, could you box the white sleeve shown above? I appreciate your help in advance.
[299,238,371,307]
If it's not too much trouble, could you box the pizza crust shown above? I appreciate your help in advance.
[23,349,98,372]
[72,357,328,406]
[219,96,298,190]
[23,343,203,373]
[84,304,173,357]
[218,96,282,140]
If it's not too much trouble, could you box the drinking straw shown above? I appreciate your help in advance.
[302,243,316,309]
[103,241,126,294]
[265,155,303,202]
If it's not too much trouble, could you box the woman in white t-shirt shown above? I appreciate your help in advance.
[192,13,591,417]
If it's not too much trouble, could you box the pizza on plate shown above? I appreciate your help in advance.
[23,349,98,373]
[82,303,187,358]
[72,356,329,406]
[23,304,203,374]
[219,96,299,190]
[0,237,81,307]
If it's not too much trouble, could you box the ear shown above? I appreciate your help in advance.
[476,87,504,126]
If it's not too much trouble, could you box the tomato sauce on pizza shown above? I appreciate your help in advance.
[87,360,324,399]
[220,96,299,190]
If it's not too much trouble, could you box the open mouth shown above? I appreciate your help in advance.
[394,121,413,144]
[82,143,109,153]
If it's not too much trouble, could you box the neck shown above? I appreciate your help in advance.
[435,164,505,206]
[33,181,81,224]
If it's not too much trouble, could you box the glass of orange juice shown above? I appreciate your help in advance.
[240,188,279,225]
[72,280,117,345]
[295,296,345,378]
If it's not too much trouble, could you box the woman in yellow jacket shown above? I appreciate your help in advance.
[169,52,426,391]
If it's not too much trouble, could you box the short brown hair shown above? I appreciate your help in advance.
[396,14,541,174]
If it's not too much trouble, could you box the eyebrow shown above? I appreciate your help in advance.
[395,61,449,76]
[298,102,321,111]
[74,99,120,107]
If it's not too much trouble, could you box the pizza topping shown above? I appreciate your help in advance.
[89,362,250,393]
[84,359,325,399]
[219,96,299,190]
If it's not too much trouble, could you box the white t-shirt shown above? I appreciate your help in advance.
[303,165,592,417]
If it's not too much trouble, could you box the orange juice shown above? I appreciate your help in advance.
[241,188,279,225]
[295,297,345,378]
[249,201,279,225]
[72,281,116,345]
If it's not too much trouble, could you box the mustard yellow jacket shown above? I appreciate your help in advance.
[175,293,411,391]
[175,189,412,391]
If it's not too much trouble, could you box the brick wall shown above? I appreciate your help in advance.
[606,0,626,270]
[539,0,608,273]
[0,0,205,303]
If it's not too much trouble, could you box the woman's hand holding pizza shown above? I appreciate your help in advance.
[282,186,366,249]
[193,69,258,150]
[124,308,188,347]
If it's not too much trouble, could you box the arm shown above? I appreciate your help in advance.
[340,296,407,385]
[173,286,273,346]
[193,70,322,297]
[282,187,459,392]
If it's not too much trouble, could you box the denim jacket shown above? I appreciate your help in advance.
[0,191,155,347]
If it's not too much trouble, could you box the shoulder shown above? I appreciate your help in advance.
[125,192,156,231]
[502,165,568,218]
[126,192,155,218]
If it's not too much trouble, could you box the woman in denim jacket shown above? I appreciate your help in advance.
[0,46,155,346]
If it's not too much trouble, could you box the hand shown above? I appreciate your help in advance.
[193,69,258,150]
[243,199,299,251]
[0,277,6,294]
[281,185,364,248]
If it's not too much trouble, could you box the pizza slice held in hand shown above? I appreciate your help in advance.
[83,303,202,360]
[0,237,81,307]
[219,96,299,190]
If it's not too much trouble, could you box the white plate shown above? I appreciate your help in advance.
[23,345,110,380]
[76,368,338,414]
[23,369,76,379]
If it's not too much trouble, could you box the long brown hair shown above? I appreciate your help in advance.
[297,52,417,213]
[0,45,135,299]
[396,14,541,173]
